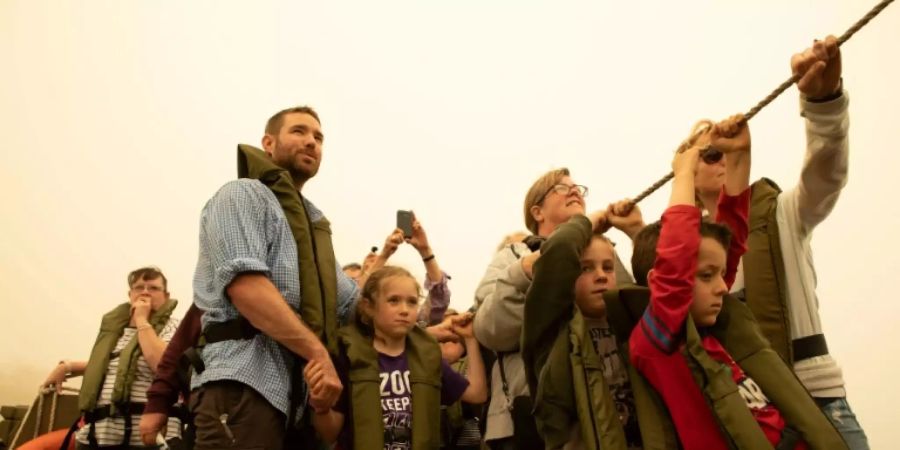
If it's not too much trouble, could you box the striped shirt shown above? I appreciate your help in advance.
[75,317,181,446]
[190,179,358,416]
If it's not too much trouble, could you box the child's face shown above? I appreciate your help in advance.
[690,237,728,326]
[574,238,617,319]
[369,275,420,339]
[694,156,726,198]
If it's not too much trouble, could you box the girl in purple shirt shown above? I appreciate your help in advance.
[308,266,488,449]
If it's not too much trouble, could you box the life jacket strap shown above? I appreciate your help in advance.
[203,317,261,344]
[792,334,829,361]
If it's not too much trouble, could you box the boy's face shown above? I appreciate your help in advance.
[574,237,617,319]
[691,237,728,326]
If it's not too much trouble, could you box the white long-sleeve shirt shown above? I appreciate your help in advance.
[732,91,850,397]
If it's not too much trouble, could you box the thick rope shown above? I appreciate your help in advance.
[49,389,59,432]
[632,0,895,205]
[34,391,44,439]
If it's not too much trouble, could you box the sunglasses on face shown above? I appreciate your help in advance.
[700,148,724,164]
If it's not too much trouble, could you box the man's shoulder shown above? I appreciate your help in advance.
[203,179,278,210]
[215,179,270,198]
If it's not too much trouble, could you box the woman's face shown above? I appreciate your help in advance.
[694,155,726,198]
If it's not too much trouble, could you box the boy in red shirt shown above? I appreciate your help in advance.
[629,116,806,450]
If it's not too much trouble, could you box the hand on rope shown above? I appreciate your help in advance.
[631,0,893,205]
[670,143,703,208]
[605,199,645,240]
[709,114,751,156]
[39,384,78,395]
[41,361,71,394]
[588,209,611,234]
[712,115,753,196]
[792,35,842,100]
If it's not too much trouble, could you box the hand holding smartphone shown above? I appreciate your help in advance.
[397,210,414,239]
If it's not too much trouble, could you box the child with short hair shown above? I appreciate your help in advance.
[521,200,657,449]
[308,266,488,450]
[629,116,844,449]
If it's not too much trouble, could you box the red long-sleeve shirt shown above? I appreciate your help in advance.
[629,188,797,449]
[145,304,203,415]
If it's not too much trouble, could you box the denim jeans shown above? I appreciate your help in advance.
[815,397,870,450]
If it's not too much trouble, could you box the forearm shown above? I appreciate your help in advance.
[65,360,88,378]
[228,273,329,361]
[618,220,646,241]
[147,305,203,411]
[419,246,443,284]
[724,151,751,196]
[312,410,344,444]
[357,254,389,289]
[715,188,751,287]
[670,172,696,207]
[461,338,488,404]
[135,325,168,372]
[146,379,180,415]
[646,206,701,342]
[423,272,451,325]
[795,93,850,227]
[522,216,590,378]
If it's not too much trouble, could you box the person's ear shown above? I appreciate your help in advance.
[262,134,276,156]
[530,204,544,225]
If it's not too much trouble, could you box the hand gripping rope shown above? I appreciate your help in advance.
[629,0,895,206]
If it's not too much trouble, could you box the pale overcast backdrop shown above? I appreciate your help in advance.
[2,1,898,446]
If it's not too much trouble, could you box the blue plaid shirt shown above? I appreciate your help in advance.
[191,179,358,415]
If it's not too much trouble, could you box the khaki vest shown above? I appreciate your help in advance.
[337,324,443,450]
[743,178,793,363]
[534,308,680,450]
[605,287,846,449]
[237,144,339,353]
[79,299,177,413]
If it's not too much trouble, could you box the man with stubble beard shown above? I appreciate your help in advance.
[185,106,359,450]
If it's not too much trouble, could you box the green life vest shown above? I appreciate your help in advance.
[337,324,443,450]
[79,299,177,414]
[604,286,846,450]
[237,144,339,353]
[743,178,793,363]
[519,214,675,449]
[443,357,468,434]
[533,307,679,450]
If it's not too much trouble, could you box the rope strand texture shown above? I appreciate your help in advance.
[631,0,894,205]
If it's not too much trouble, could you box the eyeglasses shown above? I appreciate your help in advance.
[538,184,588,205]
[131,284,164,293]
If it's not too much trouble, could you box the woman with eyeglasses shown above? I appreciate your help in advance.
[471,168,641,450]
[39,266,183,450]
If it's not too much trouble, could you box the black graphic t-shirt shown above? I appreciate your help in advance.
[586,317,642,449]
